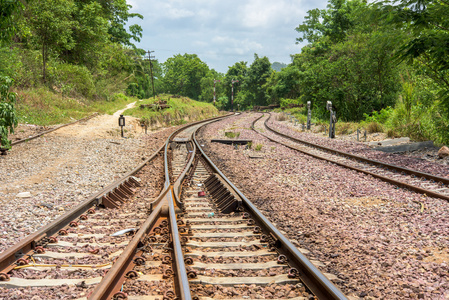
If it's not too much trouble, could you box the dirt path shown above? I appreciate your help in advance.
[51,102,142,139]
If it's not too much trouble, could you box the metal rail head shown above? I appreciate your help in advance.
[192,120,348,300]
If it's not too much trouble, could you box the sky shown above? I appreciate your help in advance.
[127,0,329,74]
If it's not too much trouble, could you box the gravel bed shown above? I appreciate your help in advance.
[197,256,276,264]
[0,123,178,253]
[267,113,449,177]
[198,113,449,299]
[0,139,167,299]
[191,283,309,299]
[8,123,60,143]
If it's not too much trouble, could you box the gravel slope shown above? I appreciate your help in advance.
[198,112,449,300]
[0,110,180,252]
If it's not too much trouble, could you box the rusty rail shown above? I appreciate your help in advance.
[0,142,164,273]
[87,190,167,299]
[254,113,449,202]
[193,128,348,300]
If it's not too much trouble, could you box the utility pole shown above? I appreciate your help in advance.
[231,79,239,111]
[147,50,156,99]
[213,79,220,106]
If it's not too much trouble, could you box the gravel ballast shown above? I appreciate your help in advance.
[198,112,449,299]
[0,113,180,253]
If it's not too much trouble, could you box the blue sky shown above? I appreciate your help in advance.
[127,0,329,73]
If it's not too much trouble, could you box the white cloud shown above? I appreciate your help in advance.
[128,0,329,72]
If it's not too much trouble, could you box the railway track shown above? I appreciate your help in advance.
[0,115,347,299]
[252,113,449,202]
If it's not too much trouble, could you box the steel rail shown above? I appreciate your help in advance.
[10,113,99,147]
[192,129,348,300]
[264,113,449,184]
[254,113,449,201]
[173,139,196,207]
[167,189,191,300]
[91,115,230,299]
[0,114,231,299]
[88,115,230,299]
[0,142,165,273]
[88,191,167,299]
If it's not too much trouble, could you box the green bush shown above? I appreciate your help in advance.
[280,98,301,108]
[48,63,95,98]
[225,131,240,138]
[362,107,393,124]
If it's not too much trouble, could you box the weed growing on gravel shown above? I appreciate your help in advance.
[225,131,240,138]
[276,114,287,121]
[366,121,383,133]
[337,122,358,135]
[255,144,263,151]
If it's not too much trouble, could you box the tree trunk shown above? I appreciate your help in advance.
[42,43,46,82]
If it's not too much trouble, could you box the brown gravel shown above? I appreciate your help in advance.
[198,112,449,299]
[0,106,181,253]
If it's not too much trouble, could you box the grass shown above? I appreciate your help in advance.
[225,131,240,139]
[124,94,220,127]
[336,122,359,135]
[15,88,136,125]
[255,144,263,151]
[365,121,384,133]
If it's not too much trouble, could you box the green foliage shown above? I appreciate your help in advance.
[245,54,272,107]
[224,131,240,139]
[294,1,402,122]
[0,76,18,149]
[279,98,301,108]
[0,0,24,46]
[162,54,210,100]
[223,61,248,110]
[255,144,263,151]
[124,94,219,127]
[265,66,300,104]
[27,0,77,81]
[362,106,393,124]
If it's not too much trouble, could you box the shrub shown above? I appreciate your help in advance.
[365,122,383,133]
[337,122,358,135]
[276,113,287,121]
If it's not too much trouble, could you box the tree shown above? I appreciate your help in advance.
[265,65,301,104]
[99,0,143,47]
[0,0,24,46]
[376,0,449,103]
[66,1,109,69]
[27,0,77,81]
[199,69,225,103]
[296,0,362,44]
[245,54,272,107]
[224,61,247,110]
[162,54,209,99]
[293,0,402,121]
[0,76,18,149]
[0,0,23,150]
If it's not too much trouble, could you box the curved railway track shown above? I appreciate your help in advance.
[252,113,449,202]
[0,115,347,299]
